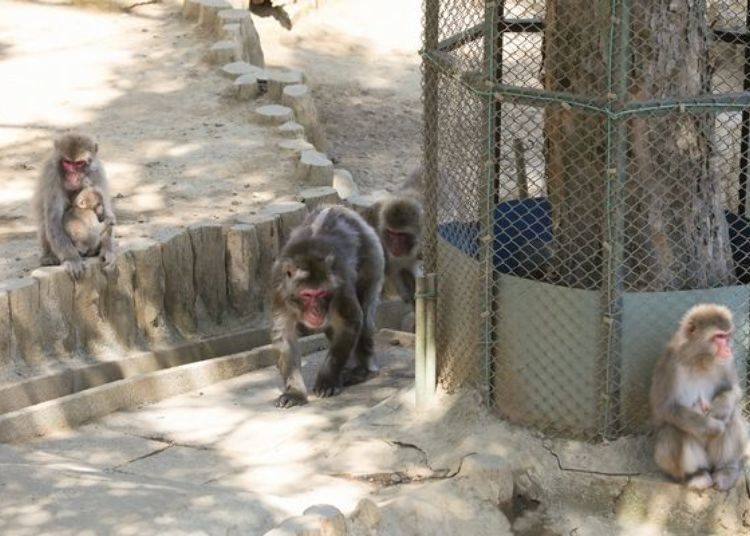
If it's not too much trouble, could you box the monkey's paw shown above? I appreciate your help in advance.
[313,374,342,398]
[686,471,713,490]
[40,254,58,266]
[341,366,375,386]
[101,250,117,271]
[705,417,726,438]
[275,392,308,408]
[63,258,85,280]
[712,468,740,491]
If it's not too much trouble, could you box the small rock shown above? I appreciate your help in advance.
[302,504,347,535]
[457,453,514,506]
[264,510,345,536]
[350,498,381,530]
[332,169,358,199]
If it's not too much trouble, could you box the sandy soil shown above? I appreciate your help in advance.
[251,0,423,191]
[0,0,422,281]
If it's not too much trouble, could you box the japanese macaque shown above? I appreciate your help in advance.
[33,133,116,279]
[271,205,385,408]
[63,187,112,257]
[369,194,423,305]
[650,304,748,491]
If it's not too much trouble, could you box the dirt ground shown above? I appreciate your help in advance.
[1,334,746,535]
[251,0,422,190]
[0,0,421,281]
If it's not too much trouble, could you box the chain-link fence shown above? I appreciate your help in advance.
[422,0,750,440]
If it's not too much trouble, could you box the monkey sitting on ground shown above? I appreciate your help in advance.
[368,193,422,305]
[650,304,748,490]
[271,205,385,408]
[63,187,112,258]
[33,132,116,279]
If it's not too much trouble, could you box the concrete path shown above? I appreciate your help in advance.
[2,331,747,536]
[0,336,415,535]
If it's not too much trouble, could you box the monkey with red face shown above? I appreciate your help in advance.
[271,205,385,408]
[33,133,116,279]
[368,194,422,305]
[650,304,748,490]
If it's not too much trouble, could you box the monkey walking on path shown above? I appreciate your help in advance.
[271,205,385,408]
[33,133,116,279]
[650,304,748,490]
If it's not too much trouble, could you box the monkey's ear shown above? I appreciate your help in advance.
[324,254,335,269]
[281,260,308,280]
[685,320,696,337]
[280,260,296,279]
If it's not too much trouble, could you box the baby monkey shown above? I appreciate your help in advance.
[63,187,112,257]
[650,304,748,490]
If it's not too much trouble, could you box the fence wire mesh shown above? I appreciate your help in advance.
[422,0,750,440]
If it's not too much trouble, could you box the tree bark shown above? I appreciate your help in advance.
[544,0,734,291]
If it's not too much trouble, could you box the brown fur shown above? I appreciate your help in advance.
[63,187,109,257]
[368,194,423,305]
[33,132,116,278]
[650,304,748,490]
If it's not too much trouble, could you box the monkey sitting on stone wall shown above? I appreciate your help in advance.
[33,132,116,278]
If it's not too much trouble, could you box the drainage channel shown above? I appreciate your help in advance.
[0,329,328,444]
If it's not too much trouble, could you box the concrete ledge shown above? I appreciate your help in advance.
[0,334,328,444]
[0,326,269,415]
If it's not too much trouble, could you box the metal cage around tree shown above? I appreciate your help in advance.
[421,0,750,440]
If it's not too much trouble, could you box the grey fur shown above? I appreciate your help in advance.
[650,304,748,490]
[368,194,422,304]
[32,133,116,279]
[271,205,384,408]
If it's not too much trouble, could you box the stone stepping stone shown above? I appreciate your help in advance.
[296,150,334,187]
[233,73,259,100]
[254,104,294,125]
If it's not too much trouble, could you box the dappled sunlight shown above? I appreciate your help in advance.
[0,0,298,279]
[0,178,33,206]
[127,184,166,211]
[0,342,416,532]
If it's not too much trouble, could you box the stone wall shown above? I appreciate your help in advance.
[0,2,395,385]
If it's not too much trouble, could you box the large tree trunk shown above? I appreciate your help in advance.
[544,0,734,291]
